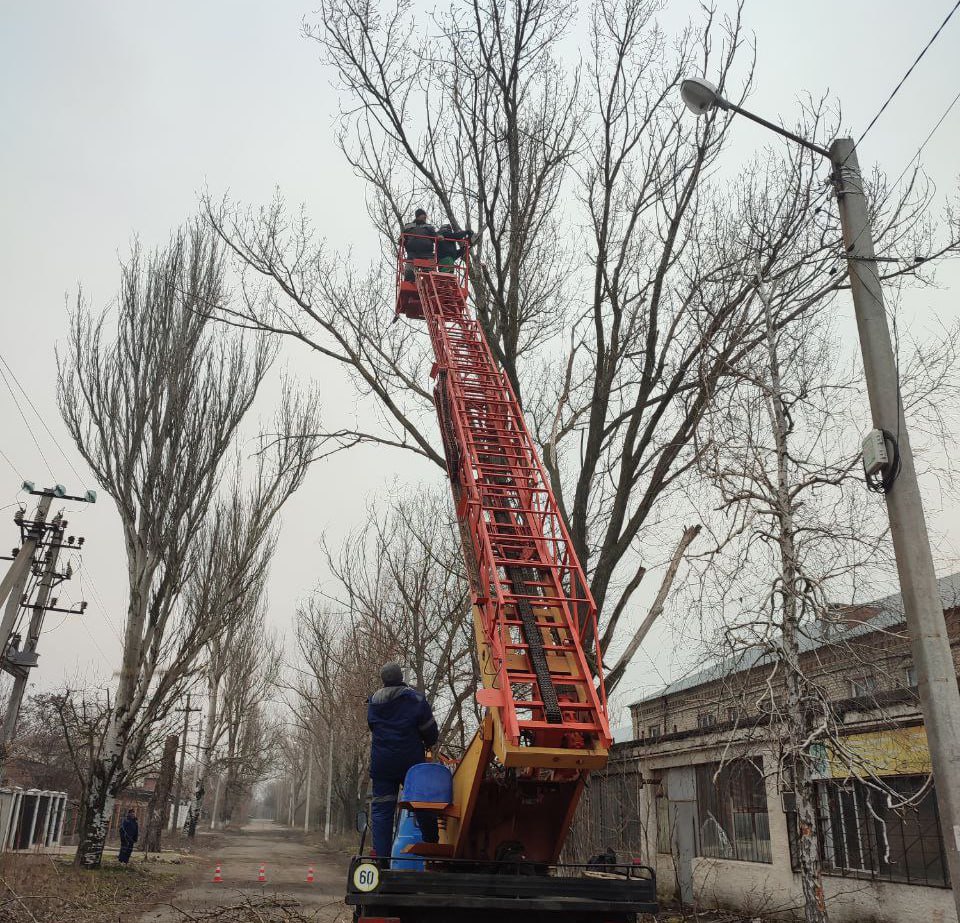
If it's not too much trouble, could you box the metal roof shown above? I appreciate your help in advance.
[630,572,960,707]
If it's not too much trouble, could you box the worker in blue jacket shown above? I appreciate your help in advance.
[368,662,440,861]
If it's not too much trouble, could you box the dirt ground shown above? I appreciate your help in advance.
[137,819,352,922]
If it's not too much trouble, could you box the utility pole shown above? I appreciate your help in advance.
[831,137,960,902]
[680,80,960,919]
[210,764,223,830]
[0,490,54,655]
[0,483,93,756]
[3,513,65,745]
[324,721,333,841]
[304,749,313,833]
[171,693,201,832]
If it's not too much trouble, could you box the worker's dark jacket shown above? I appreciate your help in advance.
[368,684,439,780]
[436,228,471,261]
[402,222,437,260]
[120,815,138,845]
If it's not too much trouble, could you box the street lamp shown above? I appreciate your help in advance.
[680,78,830,157]
[680,78,960,910]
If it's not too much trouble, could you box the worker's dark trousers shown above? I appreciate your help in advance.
[371,777,439,860]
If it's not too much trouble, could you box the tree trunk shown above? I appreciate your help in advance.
[793,766,828,923]
[74,761,116,868]
[761,281,829,923]
[143,734,178,853]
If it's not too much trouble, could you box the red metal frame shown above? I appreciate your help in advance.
[397,234,611,752]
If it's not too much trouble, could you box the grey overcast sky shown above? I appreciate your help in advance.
[1,1,958,725]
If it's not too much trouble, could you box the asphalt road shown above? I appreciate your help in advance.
[138,819,352,922]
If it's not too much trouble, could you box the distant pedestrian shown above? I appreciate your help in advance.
[118,809,138,864]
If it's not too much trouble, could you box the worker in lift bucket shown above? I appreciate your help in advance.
[367,661,440,862]
[436,223,473,273]
[402,209,437,282]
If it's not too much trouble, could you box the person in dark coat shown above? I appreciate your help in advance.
[436,224,472,273]
[401,209,437,281]
[118,809,138,864]
[368,662,440,861]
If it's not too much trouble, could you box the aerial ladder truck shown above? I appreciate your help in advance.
[345,234,657,923]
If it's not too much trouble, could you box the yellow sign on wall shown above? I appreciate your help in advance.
[825,726,930,778]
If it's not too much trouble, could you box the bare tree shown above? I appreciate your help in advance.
[322,488,478,747]
[182,423,317,836]
[58,220,319,867]
[202,0,953,696]
[217,621,283,827]
[289,488,477,834]
[692,258,960,922]
[292,602,372,836]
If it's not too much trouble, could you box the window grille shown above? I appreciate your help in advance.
[788,775,948,888]
[695,759,771,863]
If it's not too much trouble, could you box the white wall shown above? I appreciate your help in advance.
[652,764,957,922]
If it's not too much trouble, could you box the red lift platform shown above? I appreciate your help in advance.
[345,234,656,922]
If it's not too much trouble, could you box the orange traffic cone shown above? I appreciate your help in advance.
[213,865,223,883]
[306,866,315,883]
[258,864,266,883]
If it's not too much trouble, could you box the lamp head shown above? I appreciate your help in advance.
[680,78,727,115]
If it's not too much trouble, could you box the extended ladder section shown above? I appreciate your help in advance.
[415,270,611,766]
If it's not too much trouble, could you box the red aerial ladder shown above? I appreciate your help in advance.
[346,234,656,923]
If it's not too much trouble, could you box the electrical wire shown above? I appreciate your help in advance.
[830,80,960,300]
[0,447,23,482]
[864,429,903,493]
[855,0,960,150]
[76,559,125,644]
[0,352,85,485]
[888,86,960,193]
[0,363,56,482]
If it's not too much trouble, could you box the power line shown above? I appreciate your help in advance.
[889,86,960,192]
[0,448,23,482]
[76,559,124,644]
[856,0,960,149]
[0,352,85,484]
[832,81,960,280]
[0,364,56,482]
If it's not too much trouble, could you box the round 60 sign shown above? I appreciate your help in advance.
[352,862,381,893]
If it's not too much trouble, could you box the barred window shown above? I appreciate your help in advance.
[815,776,948,887]
[695,759,771,863]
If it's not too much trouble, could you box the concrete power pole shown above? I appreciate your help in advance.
[831,138,960,907]
[0,492,54,655]
[324,721,333,841]
[304,750,313,833]
[0,483,93,755]
[171,693,201,832]
[2,513,65,745]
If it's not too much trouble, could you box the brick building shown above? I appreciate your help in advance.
[581,574,960,922]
